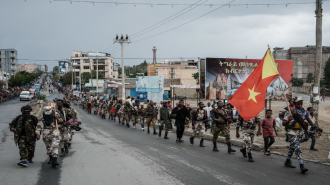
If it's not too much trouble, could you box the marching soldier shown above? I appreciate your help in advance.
[190,102,208,147]
[108,101,113,120]
[137,104,145,131]
[236,115,261,162]
[158,102,172,139]
[100,100,108,119]
[115,100,123,124]
[131,102,139,129]
[9,105,39,167]
[144,100,158,134]
[123,101,132,127]
[55,99,70,157]
[65,101,78,149]
[211,101,236,153]
[35,106,60,167]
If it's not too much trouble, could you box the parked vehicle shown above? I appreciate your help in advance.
[20,91,32,101]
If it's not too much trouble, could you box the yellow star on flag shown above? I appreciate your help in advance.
[248,85,260,103]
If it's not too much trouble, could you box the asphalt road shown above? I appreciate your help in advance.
[1,90,330,185]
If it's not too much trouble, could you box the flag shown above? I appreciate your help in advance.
[228,48,279,121]
[48,103,54,108]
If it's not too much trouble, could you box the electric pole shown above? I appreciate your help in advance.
[96,55,99,94]
[114,34,131,101]
[313,0,323,125]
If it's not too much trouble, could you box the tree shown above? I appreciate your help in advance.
[192,72,199,84]
[61,71,73,84]
[292,77,304,87]
[306,73,314,83]
[53,66,59,75]
[323,57,330,86]
[91,70,104,79]
[81,72,91,84]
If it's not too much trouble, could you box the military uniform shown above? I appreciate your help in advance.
[144,105,158,134]
[108,103,113,119]
[130,106,139,129]
[190,108,207,147]
[123,104,132,127]
[67,106,77,148]
[237,115,260,162]
[211,108,236,153]
[35,106,60,167]
[115,103,122,123]
[159,106,172,139]
[137,106,145,130]
[9,106,38,167]
[100,102,108,119]
[55,106,70,157]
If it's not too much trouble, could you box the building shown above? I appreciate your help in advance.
[70,51,118,82]
[0,49,18,81]
[274,46,330,81]
[18,63,37,73]
[148,60,198,85]
[41,64,48,72]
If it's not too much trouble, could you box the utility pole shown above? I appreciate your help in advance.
[114,34,131,101]
[96,55,99,94]
[71,57,73,91]
[90,57,94,93]
[312,0,323,125]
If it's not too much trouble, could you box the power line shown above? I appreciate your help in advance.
[17,57,199,62]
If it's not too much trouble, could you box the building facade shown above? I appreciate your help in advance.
[0,49,18,81]
[274,46,330,81]
[18,63,37,73]
[71,51,118,81]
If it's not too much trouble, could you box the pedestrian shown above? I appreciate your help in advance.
[186,103,192,129]
[138,104,145,131]
[282,96,315,173]
[236,115,261,162]
[171,99,189,143]
[55,99,70,157]
[144,100,158,134]
[323,95,325,102]
[211,101,236,153]
[167,101,172,110]
[131,102,139,129]
[158,102,172,139]
[174,94,176,100]
[307,107,318,151]
[35,106,60,167]
[261,109,277,155]
[9,105,38,167]
[135,96,141,107]
[190,102,208,147]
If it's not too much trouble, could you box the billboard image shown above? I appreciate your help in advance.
[136,76,164,103]
[205,58,293,100]
[59,61,70,74]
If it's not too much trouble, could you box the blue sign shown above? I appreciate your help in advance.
[136,92,148,101]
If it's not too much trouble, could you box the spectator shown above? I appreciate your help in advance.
[167,101,172,110]
[203,102,213,131]
[261,109,277,155]
[174,94,176,100]
[135,96,141,107]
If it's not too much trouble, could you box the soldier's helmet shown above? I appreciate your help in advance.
[43,106,53,115]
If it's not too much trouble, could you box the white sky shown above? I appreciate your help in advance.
[1,0,329,70]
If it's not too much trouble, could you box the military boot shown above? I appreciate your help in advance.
[153,129,158,135]
[200,138,205,147]
[52,157,59,167]
[228,144,236,154]
[158,130,162,137]
[240,148,247,157]
[190,136,195,145]
[300,164,308,173]
[147,127,150,134]
[64,145,69,155]
[60,148,65,157]
[126,122,130,128]
[48,155,53,164]
[213,141,219,152]
[248,153,254,162]
[122,121,125,125]
[68,143,72,149]
[164,132,169,139]
[284,159,296,168]
[118,119,121,124]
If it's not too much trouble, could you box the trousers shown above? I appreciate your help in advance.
[42,129,60,157]
[18,136,36,161]
[193,121,205,139]
[242,129,256,153]
[59,127,70,148]
[212,124,231,144]
[264,136,275,152]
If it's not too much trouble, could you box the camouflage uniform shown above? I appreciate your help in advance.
[192,109,207,139]
[108,103,113,119]
[55,107,70,155]
[137,106,145,129]
[118,104,125,124]
[9,114,38,162]
[100,102,108,119]
[237,116,261,154]
[35,107,60,158]
[144,105,158,134]
[130,106,139,128]
[211,108,231,144]
[159,106,172,138]
[123,104,133,127]
[67,107,77,145]
[115,103,122,123]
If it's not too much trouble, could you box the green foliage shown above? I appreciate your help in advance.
[323,57,330,86]
[192,72,199,84]
[53,66,59,75]
[61,71,73,84]
[292,77,304,87]
[118,60,147,77]
[9,71,43,86]
[81,72,91,84]
[0,80,5,89]
[306,73,314,83]
[36,93,47,101]
[91,70,104,79]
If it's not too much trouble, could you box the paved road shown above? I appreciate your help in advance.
[1,91,330,185]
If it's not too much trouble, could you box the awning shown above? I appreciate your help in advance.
[84,83,104,88]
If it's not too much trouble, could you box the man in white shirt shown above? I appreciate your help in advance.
[203,102,213,131]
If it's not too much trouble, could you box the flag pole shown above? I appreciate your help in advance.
[277,75,291,116]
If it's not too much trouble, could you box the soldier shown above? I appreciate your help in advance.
[158,102,172,139]
[87,100,92,114]
[131,102,139,129]
[144,100,158,134]
[9,105,39,167]
[211,101,236,153]
[108,101,113,119]
[55,99,70,157]
[35,106,60,167]
[100,100,108,119]
[137,104,145,131]
[53,97,57,103]
[115,100,123,124]
[123,101,132,127]
[65,101,78,149]
[190,102,208,147]
[236,115,261,162]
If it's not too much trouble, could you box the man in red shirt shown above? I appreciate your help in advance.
[261,109,278,155]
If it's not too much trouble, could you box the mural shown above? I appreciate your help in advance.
[136,76,164,103]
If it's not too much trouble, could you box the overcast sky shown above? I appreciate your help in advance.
[1,0,329,71]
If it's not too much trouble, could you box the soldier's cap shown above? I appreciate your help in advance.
[162,102,167,105]
[57,99,64,103]
[43,106,53,115]
[293,96,303,103]
[21,105,32,113]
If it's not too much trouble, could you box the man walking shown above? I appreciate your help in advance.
[144,100,158,134]
[158,102,172,139]
[55,99,70,157]
[9,105,39,167]
[172,100,189,143]
[190,102,208,147]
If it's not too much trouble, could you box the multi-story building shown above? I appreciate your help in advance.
[41,64,48,72]
[273,46,330,81]
[18,63,37,73]
[0,49,18,81]
[70,51,118,81]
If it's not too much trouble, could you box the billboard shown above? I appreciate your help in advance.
[136,76,164,103]
[205,58,293,100]
[58,61,70,74]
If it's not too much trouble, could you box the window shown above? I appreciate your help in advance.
[94,66,105,70]
[76,72,79,76]
[76,66,80,69]
[111,66,112,69]
[83,66,90,69]
[83,60,89,63]
[75,54,78,57]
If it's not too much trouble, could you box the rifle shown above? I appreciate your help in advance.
[290,108,308,132]
[53,106,59,134]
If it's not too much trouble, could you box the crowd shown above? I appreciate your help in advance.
[8,76,323,174]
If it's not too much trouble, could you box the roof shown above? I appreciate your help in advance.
[84,83,103,88]
[0,49,17,51]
